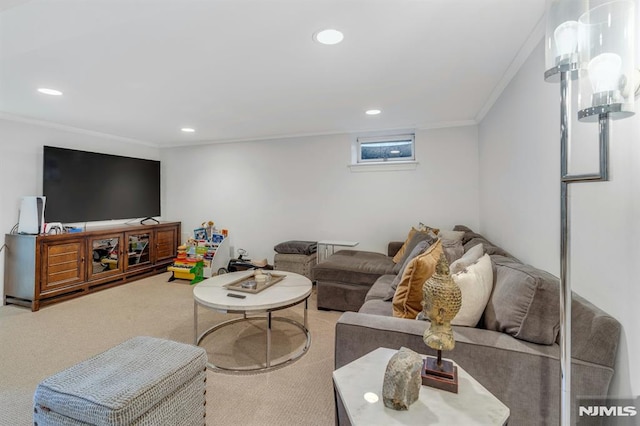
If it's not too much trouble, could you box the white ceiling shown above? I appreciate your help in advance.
[0,0,545,147]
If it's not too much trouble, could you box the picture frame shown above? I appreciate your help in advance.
[193,227,208,241]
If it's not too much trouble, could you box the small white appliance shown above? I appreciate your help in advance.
[18,196,46,234]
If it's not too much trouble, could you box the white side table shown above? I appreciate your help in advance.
[333,347,509,425]
[317,240,359,262]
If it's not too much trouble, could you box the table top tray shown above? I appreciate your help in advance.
[223,272,286,294]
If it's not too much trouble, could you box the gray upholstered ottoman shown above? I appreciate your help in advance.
[33,336,207,425]
[274,252,317,280]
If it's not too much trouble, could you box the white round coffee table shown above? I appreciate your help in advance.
[193,270,312,372]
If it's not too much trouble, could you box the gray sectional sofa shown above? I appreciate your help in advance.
[320,226,621,425]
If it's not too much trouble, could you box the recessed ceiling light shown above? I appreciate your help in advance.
[365,109,381,115]
[181,128,195,133]
[313,29,344,45]
[37,88,63,96]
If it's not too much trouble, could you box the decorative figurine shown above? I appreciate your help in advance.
[202,220,215,240]
[421,253,462,393]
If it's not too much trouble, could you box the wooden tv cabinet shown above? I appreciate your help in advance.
[3,222,181,311]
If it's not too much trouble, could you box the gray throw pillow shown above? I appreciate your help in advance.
[464,237,513,259]
[384,240,431,301]
[483,257,560,345]
[441,239,464,265]
[392,230,438,274]
[438,230,465,242]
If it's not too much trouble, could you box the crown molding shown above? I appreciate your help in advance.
[475,13,546,123]
[0,112,157,147]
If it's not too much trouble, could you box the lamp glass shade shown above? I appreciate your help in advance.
[578,0,636,119]
[545,0,589,75]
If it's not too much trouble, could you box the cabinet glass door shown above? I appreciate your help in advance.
[126,232,151,270]
[88,235,123,279]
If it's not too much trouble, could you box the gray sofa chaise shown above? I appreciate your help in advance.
[327,225,621,426]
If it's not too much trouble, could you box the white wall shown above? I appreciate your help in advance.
[161,127,481,263]
[478,41,640,397]
[0,118,161,299]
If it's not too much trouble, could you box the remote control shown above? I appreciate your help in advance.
[227,293,246,299]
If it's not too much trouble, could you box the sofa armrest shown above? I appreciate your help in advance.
[569,293,621,369]
[387,241,403,258]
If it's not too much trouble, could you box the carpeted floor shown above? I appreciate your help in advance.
[0,272,342,425]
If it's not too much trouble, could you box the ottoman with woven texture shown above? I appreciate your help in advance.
[33,336,208,426]
[274,253,317,280]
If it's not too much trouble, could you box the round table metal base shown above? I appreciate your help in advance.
[196,312,311,373]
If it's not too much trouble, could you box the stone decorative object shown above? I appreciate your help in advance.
[421,253,463,393]
[382,347,423,410]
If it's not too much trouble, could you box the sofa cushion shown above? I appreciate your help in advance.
[451,254,494,327]
[312,250,395,286]
[365,275,396,302]
[483,256,560,345]
[392,227,438,264]
[450,243,484,274]
[273,240,317,255]
[359,299,394,316]
[392,240,443,319]
[453,224,485,244]
[464,237,514,258]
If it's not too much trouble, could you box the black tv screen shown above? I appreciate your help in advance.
[43,146,161,223]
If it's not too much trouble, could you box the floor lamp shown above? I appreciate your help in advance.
[544,1,636,424]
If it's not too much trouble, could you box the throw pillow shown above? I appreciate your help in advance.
[416,222,440,234]
[392,229,438,272]
[392,228,417,264]
[449,243,484,274]
[384,240,431,301]
[392,240,443,319]
[483,256,560,345]
[438,230,465,242]
[392,225,439,264]
[451,254,494,327]
[441,239,464,265]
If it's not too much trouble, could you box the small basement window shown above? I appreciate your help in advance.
[356,134,415,163]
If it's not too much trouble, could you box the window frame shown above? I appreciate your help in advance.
[355,133,416,164]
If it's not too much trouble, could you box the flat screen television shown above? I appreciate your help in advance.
[43,146,161,223]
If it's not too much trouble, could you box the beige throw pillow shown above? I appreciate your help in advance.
[451,254,494,327]
[392,240,443,319]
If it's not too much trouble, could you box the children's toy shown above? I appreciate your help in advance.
[167,244,205,284]
[202,221,215,240]
[168,221,231,282]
